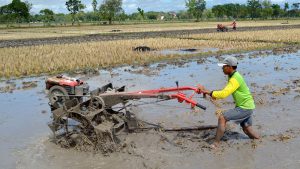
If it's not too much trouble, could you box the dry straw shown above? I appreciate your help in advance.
[185,29,300,44]
[0,35,279,78]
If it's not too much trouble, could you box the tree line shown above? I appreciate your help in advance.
[213,0,300,19]
[0,0,300,26]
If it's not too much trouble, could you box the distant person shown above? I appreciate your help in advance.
[198,56,260,149]
[231,20,237,30]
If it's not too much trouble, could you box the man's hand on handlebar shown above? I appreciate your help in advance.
[197,84,211,95]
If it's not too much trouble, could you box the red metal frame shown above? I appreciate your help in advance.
[47,75,206,110]
[123,86,205,109]
[132,86,200,94]
[98,86,205,109]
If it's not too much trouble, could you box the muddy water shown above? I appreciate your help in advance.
[1,51,300,169]
[159,48,219,55]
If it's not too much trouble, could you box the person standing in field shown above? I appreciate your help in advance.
[231,20,237,30]
[198,56,260,149]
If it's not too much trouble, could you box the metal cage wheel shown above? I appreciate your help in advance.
[49,85,70,109]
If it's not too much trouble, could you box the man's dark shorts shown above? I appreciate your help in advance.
[223,107,253,127]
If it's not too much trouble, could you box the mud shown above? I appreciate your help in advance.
[159,48,219,56]
[181,48,197,52]
[129,67,159,76]
[0,80,39,93]
[272,46,300,55]
[0,82,16,93]
[111,29,122,32]
[1,50,300,169]
[1,24,300,48]
[53,131,118,155]
[133,46,153,52]
[22,81,38,89]
[68,68,100,77]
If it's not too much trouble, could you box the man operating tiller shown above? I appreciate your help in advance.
[198,56,260,149]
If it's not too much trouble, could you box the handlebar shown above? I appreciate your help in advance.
[118,85,207,110]
[196,103,207,110]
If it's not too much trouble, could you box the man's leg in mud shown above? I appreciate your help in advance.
[213,115,227,147]
[242,126,260,139]
[241,116,260,139]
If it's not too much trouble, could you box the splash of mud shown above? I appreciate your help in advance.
[22,81,38,89]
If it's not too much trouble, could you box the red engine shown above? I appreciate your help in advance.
[46,75,84,89]
[46,75,89,108]
[217,24,228,32]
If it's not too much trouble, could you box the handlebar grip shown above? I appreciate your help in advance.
[196,103,207,110]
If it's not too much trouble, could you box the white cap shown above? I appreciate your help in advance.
[218,56,238,67]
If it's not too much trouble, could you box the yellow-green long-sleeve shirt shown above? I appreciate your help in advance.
[212,71,255,109]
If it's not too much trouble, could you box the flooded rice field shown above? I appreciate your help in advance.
[1,50,300,169]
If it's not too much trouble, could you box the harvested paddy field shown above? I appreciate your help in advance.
[0,22,300,48]
[184,28,300,44]
[1,20,300,41]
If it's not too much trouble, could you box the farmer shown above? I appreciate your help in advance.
[198,56,260,149]
[230,20,237,30]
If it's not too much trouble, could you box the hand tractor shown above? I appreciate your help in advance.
[217,24,228,32]
[46,75,213,152]
[217,21,237,32]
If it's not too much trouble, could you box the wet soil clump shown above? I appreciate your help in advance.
[133,46,153,52]
[22,81,38,89]
[272,46,300,55]
[180,48,197,52]
[0,84,16,93]
[0,81,16,93]
[69,68,100,76]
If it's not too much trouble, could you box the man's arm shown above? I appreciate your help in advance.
[198,78,240,99]
[212,78,240,99]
